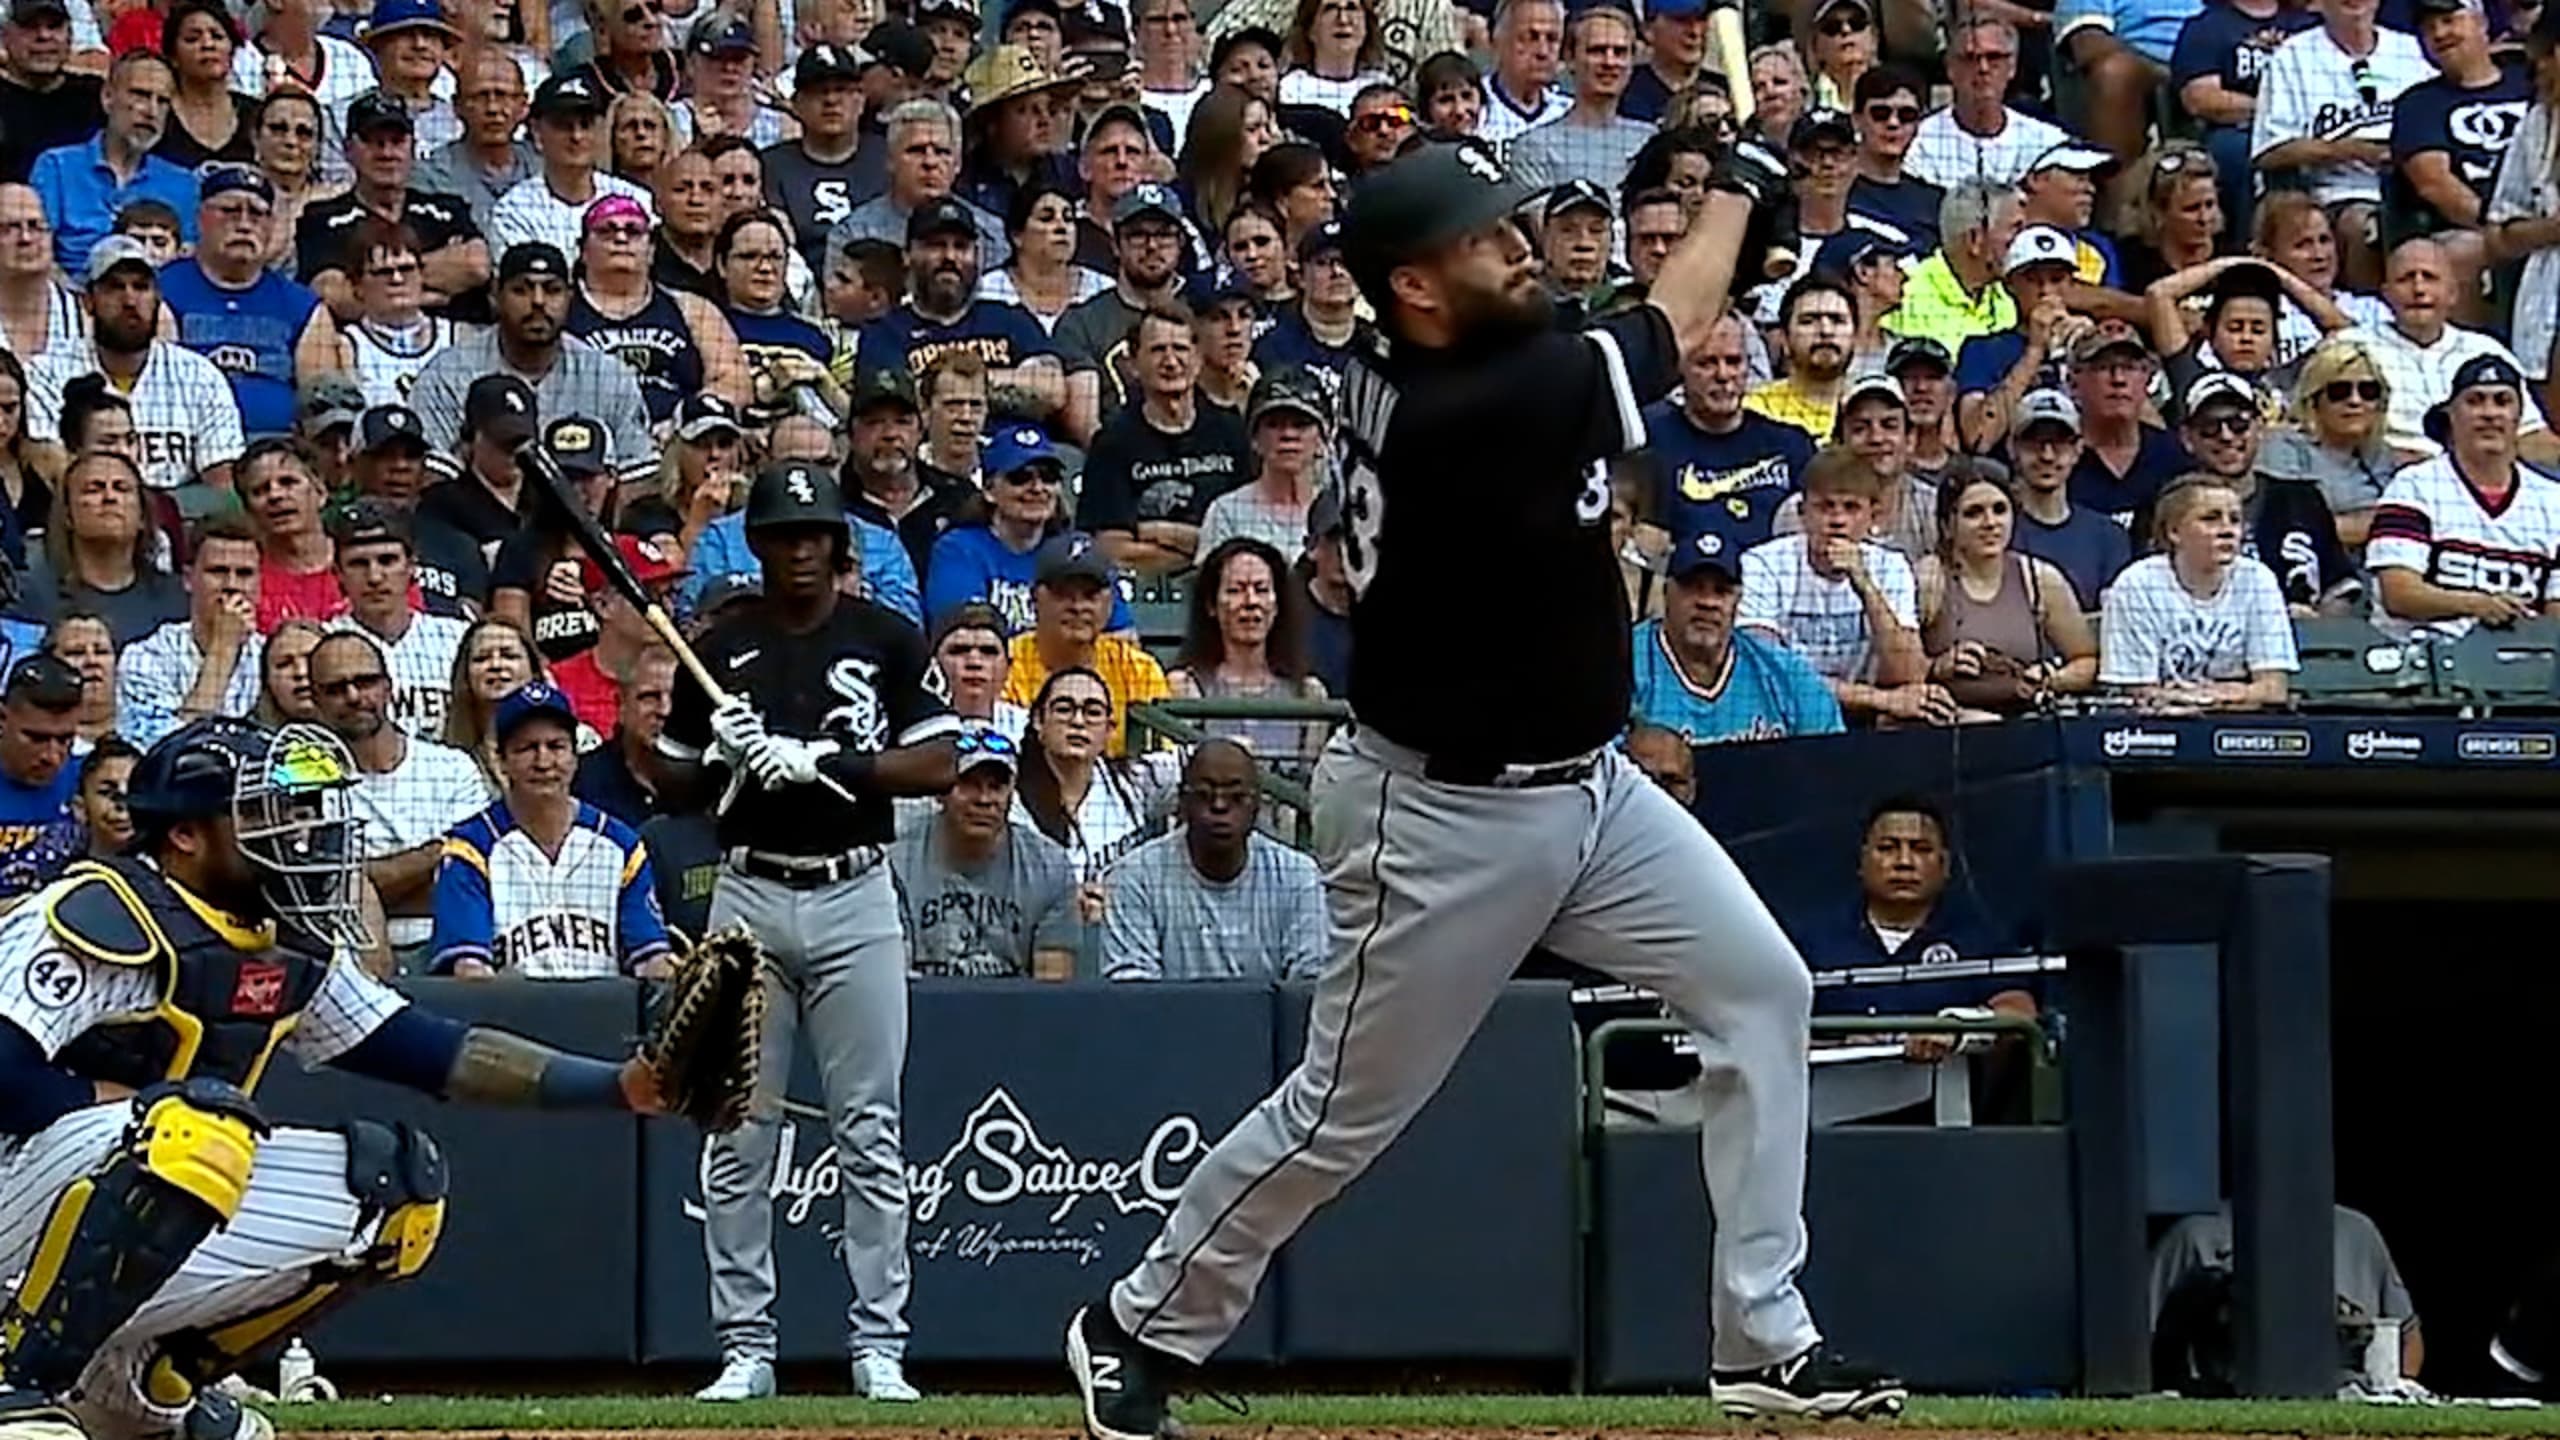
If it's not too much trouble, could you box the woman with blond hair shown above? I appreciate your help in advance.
[621,394,750,566]
[609,90,680,190]
[2099,474,2298,711]
[2258,339,2406,549]
[2115,142,2226,292]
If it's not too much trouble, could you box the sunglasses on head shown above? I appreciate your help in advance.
[957,729,1020,757]
[2322,379,2383,403]
[1862,102,1919,124]
[1818,8,1869,33]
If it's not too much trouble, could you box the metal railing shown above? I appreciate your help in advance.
[1581,1012,2057,1133]
[1125,697,1354,846]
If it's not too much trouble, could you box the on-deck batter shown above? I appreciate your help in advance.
[1063,136,1908,1431]
[655,460,961,1405]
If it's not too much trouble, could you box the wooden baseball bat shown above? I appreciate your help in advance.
[1711,3,1753,127]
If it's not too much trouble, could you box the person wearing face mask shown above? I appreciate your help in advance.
[2098,472,2298,709]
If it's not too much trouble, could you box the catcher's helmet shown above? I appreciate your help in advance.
[129,717,371,950]
[126,717,276,838]
[744,460,850,536]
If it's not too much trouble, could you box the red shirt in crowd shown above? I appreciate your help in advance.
[548,649,623,735]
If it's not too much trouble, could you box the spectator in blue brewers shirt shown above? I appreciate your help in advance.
[855,193,1064,419]
[2064,319,2194,525]
[1251,218,1365,385]
[1632,528,1846,746]
[924,422,1136,632]
[1954,223,2094,449]
[161,164,350,440]
[0,652,84,904]
[1639,312,1817,559]
[28,50,198,277]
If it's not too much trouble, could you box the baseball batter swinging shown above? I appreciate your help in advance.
[0,718,672,1440]
[1065,138,1907,1428]
[656,461,961,1404]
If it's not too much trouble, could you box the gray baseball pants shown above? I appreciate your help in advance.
[699,860,913,1361]
[1107,726,1824,1372]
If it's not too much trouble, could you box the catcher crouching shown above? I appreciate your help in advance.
[0,717,761,1440]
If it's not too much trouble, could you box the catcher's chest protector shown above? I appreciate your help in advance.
[45,858,331,1095]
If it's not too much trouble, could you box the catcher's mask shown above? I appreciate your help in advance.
[231,723,371,952]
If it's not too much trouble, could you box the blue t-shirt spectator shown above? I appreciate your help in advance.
[2168,0,2316,128]
[682,510,921,627]
[1630,618,1845,746]
[2058,0,2198,65]
[1848,174,1946,248]
[924,524,1136,634]
[2068,425,2192,525]
[2387,56,2531,234]
[28,136,198,277]
[0,761,80,903]
[1642,402,1816,553]
[1955,328,2039,396]
[1251,309,1358,380]
[855,299,1055,378]
[2012,503,2135,610]
[158,259,322,437]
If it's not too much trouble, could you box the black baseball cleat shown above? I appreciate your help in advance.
[1066,1303,1177,1440]
[1710,1347,1908,1419]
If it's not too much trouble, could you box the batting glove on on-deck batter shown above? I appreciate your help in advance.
[709,697,769,768]
[746,735,839,789]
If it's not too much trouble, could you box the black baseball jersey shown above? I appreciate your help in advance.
[296,188,481,281]
[1339,303,1679,767]
[662,595,958,853]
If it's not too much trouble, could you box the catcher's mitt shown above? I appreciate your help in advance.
[641,926,769,1132]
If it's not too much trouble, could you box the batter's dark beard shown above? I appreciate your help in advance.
[1448,282,1553,348]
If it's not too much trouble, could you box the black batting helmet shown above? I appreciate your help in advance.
[744,460,851,536]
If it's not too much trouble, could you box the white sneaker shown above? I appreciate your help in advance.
[850,1351,920,1403]
[693,1357,777,1402]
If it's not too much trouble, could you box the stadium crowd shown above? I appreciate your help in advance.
[0,0,2557,995]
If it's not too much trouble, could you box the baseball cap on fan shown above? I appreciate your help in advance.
[463,373,538,445]
[493,680,582,743]
[543,415,609,477]
[579,533,688,593]
[2003,224,2078,276]
[1341,140,1535,308]
[1034,532,1116,589]
[1666,527,1739,585]
[85,234,157,287]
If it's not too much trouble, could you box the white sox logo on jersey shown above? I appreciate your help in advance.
[826,657,890,750]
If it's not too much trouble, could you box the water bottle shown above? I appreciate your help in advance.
[278,1339,315,1402]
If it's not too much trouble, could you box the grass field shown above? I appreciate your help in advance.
[267,1392,2560,1437]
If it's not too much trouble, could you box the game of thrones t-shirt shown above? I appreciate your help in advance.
[1074,403,1251,535]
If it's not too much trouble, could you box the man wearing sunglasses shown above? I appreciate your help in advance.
[890,727,1080,979]
[1344,83,1414,175]
[1845,63,1941,247]
[2173,371,2360,613]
